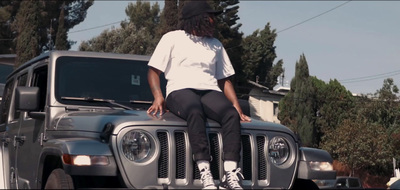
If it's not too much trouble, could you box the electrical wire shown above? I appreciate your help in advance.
[339,69,400,84]
[277,1,352,34]
[68,21,123,34]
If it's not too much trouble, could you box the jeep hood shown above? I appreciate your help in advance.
[52,109,294,135]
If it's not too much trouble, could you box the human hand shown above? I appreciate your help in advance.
[233,104,251,122]
[147,97,166,117]
[239,113,251,122]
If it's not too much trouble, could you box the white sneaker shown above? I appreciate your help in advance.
[200,167,217,189]
[219,168,244,190]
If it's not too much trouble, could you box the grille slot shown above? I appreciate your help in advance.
[157,132,169,178]
[193,133,220,179]
[257,136,267,180]
[241,135,252,180]
[175,132,186,179]
[209,133,220,179]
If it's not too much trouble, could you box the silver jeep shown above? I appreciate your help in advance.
[0,51,335,189]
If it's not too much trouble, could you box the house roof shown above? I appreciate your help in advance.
[247,80,289,96]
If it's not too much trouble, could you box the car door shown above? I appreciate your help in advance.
[0,77,16,189]
[9,69,28,188]
[15,64,48,189]
[0,70,29,189]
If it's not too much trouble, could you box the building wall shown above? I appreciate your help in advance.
[248,88,283,123]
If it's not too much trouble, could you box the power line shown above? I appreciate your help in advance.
[277,1,352,34]
[69,21,123,34]
[339,69,400,84]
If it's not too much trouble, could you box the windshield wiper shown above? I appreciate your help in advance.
[61,96,133,110]
[130,100,153,104]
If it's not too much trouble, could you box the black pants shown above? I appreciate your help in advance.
[166,89,241,162]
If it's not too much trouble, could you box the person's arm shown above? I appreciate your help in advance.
[218,78,251,122]
[147,66,165,116]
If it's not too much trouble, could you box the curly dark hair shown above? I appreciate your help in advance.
[180,13,216,37]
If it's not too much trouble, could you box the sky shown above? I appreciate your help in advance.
[68,1,400,95]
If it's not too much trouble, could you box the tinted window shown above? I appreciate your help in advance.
[0,79,15,124]
[348,178,361,187]
[336,178,347,187]
[13,73,28,120]
[32,66,48,111]
[55,56,166,106]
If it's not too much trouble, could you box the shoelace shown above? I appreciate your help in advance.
[226,168,244,189]
[200,169,215,188]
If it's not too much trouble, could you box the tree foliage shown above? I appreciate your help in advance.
[278,54,317,147]
[14,0,40,67]
[158,0,178,36]
[242,23,283,89]
[79,1,160,55]
[321,119,392,176]
[55,2,68,50]
[0,2,13,54]
[0,0,93,55]
[279,57,400,176]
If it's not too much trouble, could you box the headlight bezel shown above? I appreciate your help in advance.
[119,129,155,163]
[268,136,295,168]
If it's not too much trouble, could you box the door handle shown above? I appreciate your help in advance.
[1,137,11,145]
[14,135,26,146]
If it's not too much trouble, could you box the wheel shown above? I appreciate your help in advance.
[44,168,74,189]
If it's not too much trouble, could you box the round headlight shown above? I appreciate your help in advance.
[121,130,151,162]
[268,137,290,165]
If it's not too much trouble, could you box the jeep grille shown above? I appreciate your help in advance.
[156,131,267,181]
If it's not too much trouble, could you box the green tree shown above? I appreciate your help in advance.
[14,0,40,67]
[41,0,94,50]
[321,119,392,176]
[158,0,178,36]
[1,0,93,55]
[278,54,317,147]
[80,1,161,55]
[125,0,160,38]
[242,23,283,89]
[315,79,354,141]
[210,0,247,96]
[55,2,68,50]
[0,2,13,54]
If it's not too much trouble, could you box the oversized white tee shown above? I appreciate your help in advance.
[148,30,235,97]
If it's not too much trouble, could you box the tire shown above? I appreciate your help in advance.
[44,168,74,189]
[291,179,320,190]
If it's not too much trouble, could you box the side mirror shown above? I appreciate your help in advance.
[15,86,40,111]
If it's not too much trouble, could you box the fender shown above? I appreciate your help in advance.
[37,138,118,188]
[297,147,336,180]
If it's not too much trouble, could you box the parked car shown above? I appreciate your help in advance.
[0,51,336,189]
[387,158,400,189]
[0,83,4,102]
[314,176,363,189]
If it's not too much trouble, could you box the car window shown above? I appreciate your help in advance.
[55,56,166,106]
[13,73,28,120]
[0,78,15,125]
[31,66,48,112]
[336,178,347,187]
[348,178,361,187]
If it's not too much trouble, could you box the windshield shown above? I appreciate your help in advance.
[55,56,166,107]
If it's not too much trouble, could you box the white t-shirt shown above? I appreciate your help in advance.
[148,30,235,97]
